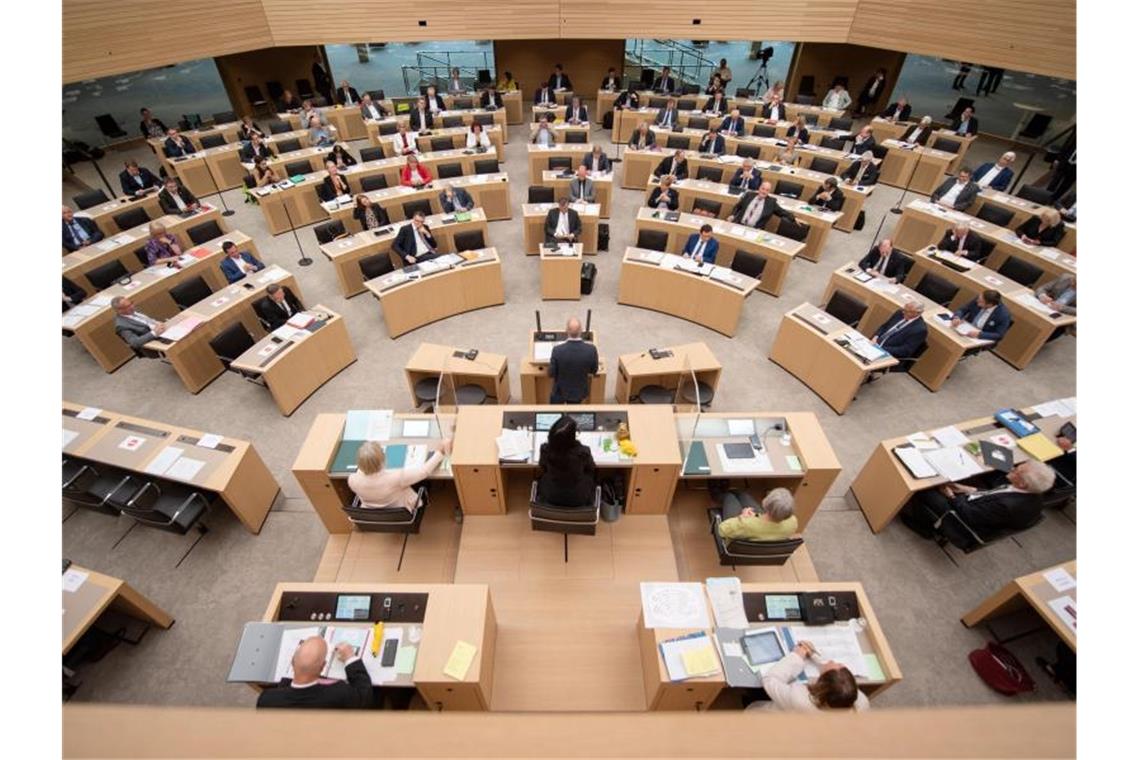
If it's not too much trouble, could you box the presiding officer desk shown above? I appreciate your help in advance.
[638,580,901,711]
[615,342,722,404]
[366,121,506,161]
[63,401,280,533]
[75,192,163,238]
[63,565,174,657]
[321,172,512,232]
[319,209,491,298]
[849,397,1076,532]
[63,230,253,373]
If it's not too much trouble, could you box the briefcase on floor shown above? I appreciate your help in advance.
[598,222,610,251]
[580,262,597,295]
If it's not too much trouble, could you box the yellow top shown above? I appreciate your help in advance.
[718,514,798,541]
[496,77,518,92]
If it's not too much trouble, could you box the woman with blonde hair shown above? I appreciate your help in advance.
[1017,207,1066,247]
[347,438,452,512]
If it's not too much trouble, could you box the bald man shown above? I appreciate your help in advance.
[548,317,598,404]
[256,636,372,709]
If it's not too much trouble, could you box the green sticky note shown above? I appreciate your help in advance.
[864,653,885,682]
[785,455,802,472]
[395,646,417,675]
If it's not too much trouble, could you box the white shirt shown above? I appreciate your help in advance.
[872,250,892,273]
[342,88,355,105]
[233,256,257,274]
[392,132,417,154]
[363,103,382,121]
[690,240,706,260]
[977,165,1003,188]
[905,126,925,142]
[535,129,554,147]
[939,181,967,207]
[427,98,441,114]
[168,189,187,212]
[466,131,491,149]
[743,195,766,226]
[823,90,851,109]
[879,315,917,342]
[413,226,432,256]
[273,296,293,317]
[972,306,995,329]
[555,211,570,237]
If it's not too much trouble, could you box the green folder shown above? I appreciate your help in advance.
[383,444,408,469]
[454,211,473,222]
[330,439,365,473]
[683,441,710,475]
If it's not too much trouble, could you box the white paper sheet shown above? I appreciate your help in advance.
[197,434,223,449]
[402,420,431,437]
[706,577,749,629]
[1046,596,1076,635]
[274,627,322,681]
[659,633,718,681]
[77,407,102,421]
[63,429,79,448]
[893,446,938,478]
[1044,568,1076,593]
[727,419,756,436]
[62,568,89,593]
[533,342,556,362]
[118,435,146,452]
[922,446,985,481]
[640,582,710,629]
[931,425,970,447]
[144,446,185,475]
[166,457,206,481]
[786,625,869,679]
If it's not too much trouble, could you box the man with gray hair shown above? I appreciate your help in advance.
[112,296,166,352]
[971,151,1017,191]
[715,486,798,541]
[872,301,927,360]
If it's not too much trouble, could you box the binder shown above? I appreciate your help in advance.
[683,441,710,475]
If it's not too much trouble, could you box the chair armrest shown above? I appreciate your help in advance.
[104,475,139,506]
[125,480,160,510]
[167,492,209,525]
[529,480,539,506]
[63,463,95,490]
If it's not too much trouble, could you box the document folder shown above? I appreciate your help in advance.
[683,441,710,475]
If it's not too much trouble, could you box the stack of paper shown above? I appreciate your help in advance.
[162,315,205,342]
[496,428,533,462]
[931,426,971,447]
[716,444,774,474]
[706,577,748,628]
[893,445,937,478]
[578,431,622,464]
[533,342,557,362]
[785,626,869,679]
[1016,432,1064,461]
[344,410,393,442]
[922,446,985,481]
[660,633,720,681]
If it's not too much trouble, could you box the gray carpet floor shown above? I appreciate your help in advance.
[62,113,1076,710]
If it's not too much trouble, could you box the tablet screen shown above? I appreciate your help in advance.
[741,629,785,667]
[335,595,371,620]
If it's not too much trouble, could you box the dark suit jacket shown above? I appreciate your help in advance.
[352,204,391,229]
[336,86,361,106]
[858,246,908,280]
[873,310,928,359]
[810,186,845,212]
[481,91,503,109]
[409,109,433,131]
[682,233,719,264]
[393,224,438,262]
[543,208,582,241]
[220,252,265,283]
[787,126,810,143]
[653,76,676,93]
[1015,217,1065,247]
[717,115,744,135]
[627,129,656,149]
[425,93,447,112]
[698,134,725,155]
[256,659,372,709]
[119,167,162,196]
[615,92,640,110]
[729,168,762,191]
[600,76,621,91]
[63,277,87,311]
[954,301,1012,342]
[537,441,596,505]
[321,174,352,201]
[564,105,588,123]
[761,103,786,121]
[972,163,1014,192]
[879,102,912,121]
[547,339,598,403]
[841,160,880,186]
[547,74,572,91]
[653,156,688,179]
[705,97,728,116]
[439,187,474,213]
[326,148,358,167]
[647,187,679,211]
[255,288,305,330]
[937,229,984,261]
[582,153,611,172]
[931,178,980,211]
[849,135,877,154]
[534,88,556,106]
[163,136,196,158]
[944,472,1043,540]
[158,185,199,214]
[954,116,979,136]
[730,192,789,229]
[858,75,887,104]
[654,108,679,128]
[241,142,274,163]
[139,118,168,139]
[899,124,932,145]
[62,217,104,252]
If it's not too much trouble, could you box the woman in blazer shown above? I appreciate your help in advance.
[400,155,433,187]
[348,440,452,512]
[352,194,391,231]
[1017,208,1066,247]
[536,416,596,507]
[237,115,265,143]
[466,122,492,150]
[787,115,810,144]
[325,144,358,169]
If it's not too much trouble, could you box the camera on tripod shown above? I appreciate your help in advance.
[756,46,775,64]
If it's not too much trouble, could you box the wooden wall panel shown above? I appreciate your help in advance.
[848,0,1075,80]
[63,0,273,83]
[494,39,625,101]
[214,46,326,117]
[786,42,906,108]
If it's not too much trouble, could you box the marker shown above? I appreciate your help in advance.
[371,622,384,656]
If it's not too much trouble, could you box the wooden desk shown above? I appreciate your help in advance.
[493,91,523,123]
[77,193,164,238]
[323,173,512,232]
[541,170,613,217]
[63,401,280,533]
[890,200,1077,287]
[969,189,1077,252]
[291,412,454,533]
[392,108,509,139]
[877,139,958,194]
[261,582,496,710]
[63,565,173,656]
[62,232,247,372]
[362,248,504,338]
[519,332,607,405]
[821,263,992,391]
[615,342,721,404]
[367,122,506,161]
[902,246,1075,369]
[229,306,357,416]
[633,207,802,296]
[618,247,760,337]
[527,143,595,184]
[638,581,900,711]
[848,398,1075,532]
[404,343,510,408]
[143,266,303,393]
[868,116,913,144]
[962,561,1076,652]
[596,89,620,123]
[534,122,592,144]
[540,243,583,300]
[928,129,977,173]
[320,209,491,297]
[523,202,600,254]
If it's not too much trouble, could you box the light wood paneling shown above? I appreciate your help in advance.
[214,45,325,116]
[495,39,625,100]
[787,42,905,106]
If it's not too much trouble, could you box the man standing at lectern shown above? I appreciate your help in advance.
[548,318,598,404]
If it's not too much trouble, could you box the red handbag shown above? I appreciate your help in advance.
[969,642,1036,695]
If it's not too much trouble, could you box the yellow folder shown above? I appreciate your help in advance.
[1016,432,1063,462]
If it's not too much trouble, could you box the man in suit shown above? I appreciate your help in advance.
[859,238,908,281]
[119,160,163,197]
[879,97,911,122]
[531,116,556,147]
[653,149,688,180]
[600,68,620,91]
[112,296,166,351]
[627,122,655,149]
[682,224,719,264]
[568,165,595,203]
[931,169,980,211]
[163,128,196,158]
[841,125,876,154]
[63,277,87,312]
[548,317,597,404]
[937,223,984,261]
[299,100,326,128]
[241,132,273,163]
[900,115,933,145]
[544,197,581,244]
[839,151,880,186]
[718,108,745,137]
[704,92,729,116]
[647,175,679,210]
[872,301,927,360]
[901,461,1053,546]
[729,159,762,192]
[971,151,1016,191]
[256,283,305,330]
[424,86,447,115]
[653,66,676,94]
[654,98,679,129]
[582,145,611,173]
[856,69,888,115]
[62,206,104,251]
[359,94,387,122]
[697,129,725,156]
[139,107,168,139]
[809,177,844,212]
[952,289,1011,341]
[954,106,979,136]
[158,177,200,215]
[480,87,503,110]
[409,97,434,131]
[534,84,556,107]
[615,88,640,111]
[321,162,351,201]
[564,97,588,125]
[761,96,786,122]
[277,89,302,112]
[335,80,360,106]
[220,241,265,283]
[439,183,474,213]
[729,181,791,229]
[393,211,439,267]
[548,65,572,92]
[257,636,371,710]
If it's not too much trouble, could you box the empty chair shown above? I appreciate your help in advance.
[295,78,315,99]
[730,251,767,279]
[212,111,236,124]
[413,377,441,406]
[442,115,464,128]
[528,480,602,563]
[931,137,961,154]
[314,220,346,244]
[692,198,721,216]
[63,459,114,513]
[809,157,839,175]
[752,124,776,138]
[915,272,959,306]
[565,131,587,144]
[265,80,285,100]
[474,158,499,174]
[666,135,689,150]
[187,220,223,245]
[710,510,804,567]
[367,89,386,101]
[430,136,454,151]
[277,138,302,154]
[548,156,572,171]
[244,85,268,107]
[528,186,555,203]
[796,95,815,106]
[169,276,213,310]
[774,180,803,199]
[820,136,847,151]
[695,166,722,182]
[453,230,485,252]
[199,133,226,149]
[207,321,255,368]
[119,480,212,536]
[95,114,127,139]
[802,114,819,126]
[636,229,668,252]
[377,121,398,135]
[736,104,756,117]
[679,381,715,410]
[678,98,696,110]
[132,245,150,268]
[735,144,760,160]
[73,189,109,210]
[455,385,488,405]
[688,116,709,131]
[976,203,1015,227]
[997,256,1045,287]
[893,251,916,279]
[648,97,668,109]
[360,174,388,192]
[113,207,151,231]
[77,465,141,516]
[635,384,674,404]
[359,252,394,281]
[86,260,130,290]
[870,143,889,160]
[1016,185,1053,205]
[283,159,311,177]
[267,120,292,134]
[825,290,868,327]
[359,146,385,163]
[437,163,462,179]
[453,97,474,110]
[829,117,853,132]
[473,113,495,127]
[403,199,433,219]
[775,217,809,241]
[975,238,996,264]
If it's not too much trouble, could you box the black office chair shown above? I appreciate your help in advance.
[267,120,292,135]
[735,144,760,160]
[976,203,1015,227]
[63,460,125,516]
[636,229,668,252]
[473,113,495,127]
[565,131,587,144]
[212,111,237,125]
[359,253,395,281]
[454,230,485,252]
[342,488,428,571]
[894,251,916,279]
[73,189,109,210]
[474,158,499,175]
[430,136,454,152]
[442,115,465,128]
[314,184,333,204]
[688,116,709,131]
[402,199,433,219]
[695,166,722,182]
[283,159,311,176]
[314,220,347,245]
[825,290,868,327]
[367,89,386,101]
[132,245,151,268]
[775,217,809,241]
[119,480,213,541]
[809,157,839,175]
[453,97,475,110]
[692,198,721,217]
[751,124,776,139]
[86,260,130,291]
[360,175,388,192]
[708,510,804,567]
[974,239,997,265]
[528,481,601,563]
[359,146,385,163]
[295,79,315,99]
[679,381,715,410]
[437,163,463,179]
[774,180,803,199]
[113,207,151,232]
[678,98,696,110]
[829,117,853,132]
[413,376,441,408]
[730,251,767,280]
[931,137,961,154]
[169,276,213,311]
[77,466,141,516]
[187,220,223,245]
[206,319,254,364]
[666,135,689,150]
[870,144,889,160]
[820,136,847,151]
[266,80,285,101]
[1016,185,1053,205]
[997,256,1045,287]
[548,156,572,172]
[455,385,488,405]
[648,97,668,109]
[528,186,555,203]
[736,104,756,117]
[95,114,127,140]
[199,130,226,149]
[378,121,398,136]
[244,85,269,110]
[915,272,959,306]
[919,500,1045,559]
[803,114,821,127]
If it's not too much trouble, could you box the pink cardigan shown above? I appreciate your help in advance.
[347,451,444,511]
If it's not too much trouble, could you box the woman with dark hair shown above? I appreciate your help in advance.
[352,194,390,231]
[537,415,596,506]
[755,641,869,712]
[326,144,358,169]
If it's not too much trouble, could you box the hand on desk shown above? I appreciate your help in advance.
[436,438,453,456]
[794,641,817,659]
[153,322,168,336]
[334,642,355,662]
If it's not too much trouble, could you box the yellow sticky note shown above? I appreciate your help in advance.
[1016,432,1063,462]
[681,645,719,677]
[443,640,477,680]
